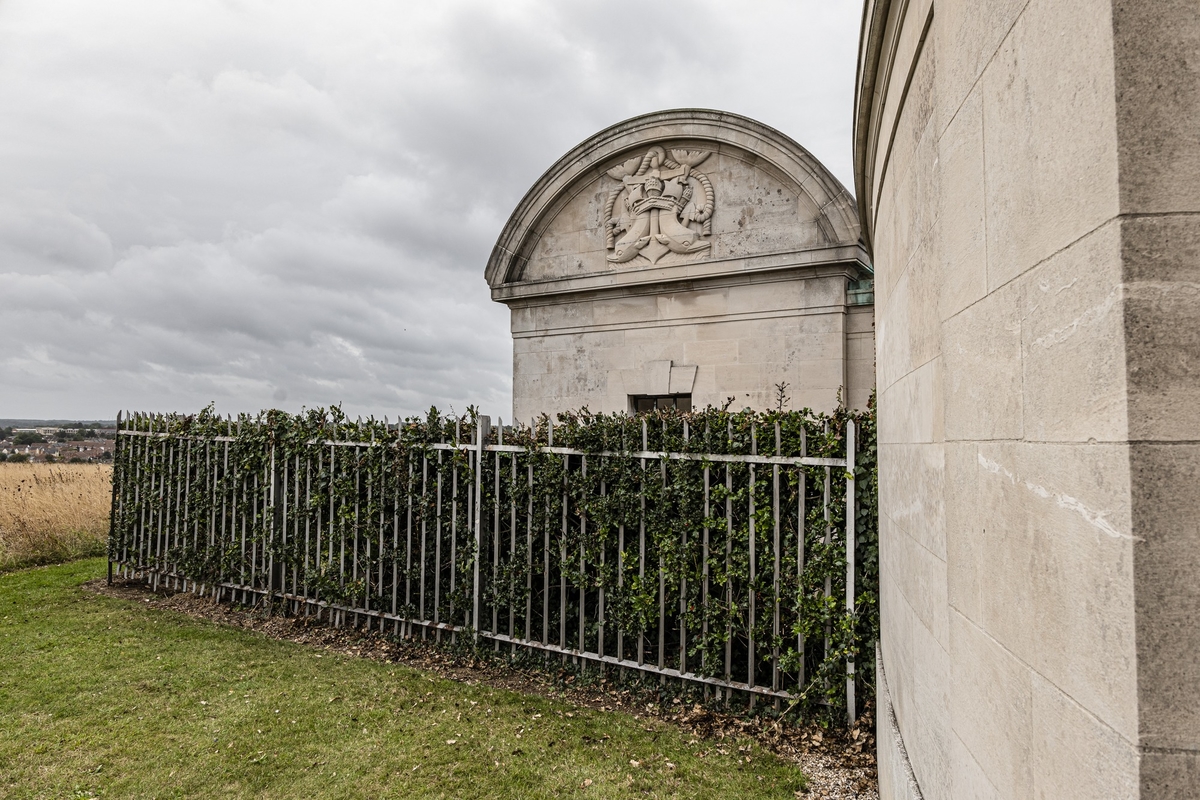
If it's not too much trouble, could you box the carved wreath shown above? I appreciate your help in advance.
[603,146,715,265]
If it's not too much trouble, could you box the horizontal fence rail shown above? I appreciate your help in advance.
[108,407,870,722]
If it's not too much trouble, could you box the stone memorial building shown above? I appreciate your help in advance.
[485,109,874,420]
[856,0,1200,798]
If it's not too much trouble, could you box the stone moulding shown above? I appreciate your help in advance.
[489,107,876,420]
[490,243,870,305]
[484,108,865,292]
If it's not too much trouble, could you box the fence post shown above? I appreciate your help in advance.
[845,419,857,725]
[107,410,122,585]
[268,439,278,616]
[472,415,491,641]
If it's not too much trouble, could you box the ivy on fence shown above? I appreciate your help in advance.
[109,400,877,723]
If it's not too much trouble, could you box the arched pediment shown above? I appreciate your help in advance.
[485,109,863,290]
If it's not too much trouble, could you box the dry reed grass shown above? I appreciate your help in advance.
[0,463,112,571]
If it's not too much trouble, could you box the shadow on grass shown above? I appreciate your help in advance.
[0,558,809,799]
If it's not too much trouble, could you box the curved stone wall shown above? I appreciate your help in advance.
[855,1,1200,798]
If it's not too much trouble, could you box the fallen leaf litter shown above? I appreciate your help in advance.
[88,578,878,799]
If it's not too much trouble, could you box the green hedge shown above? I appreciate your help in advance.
[110,400,877,722]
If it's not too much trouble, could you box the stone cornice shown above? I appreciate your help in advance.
[854,0,896,252]
[490,243,870,306]
[853,0,935,252]
[486,109,865,290]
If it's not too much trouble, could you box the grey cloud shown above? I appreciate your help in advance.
[0,0,858,420]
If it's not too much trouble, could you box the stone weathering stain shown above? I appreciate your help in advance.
[485,109,875,421]
[855,0,1200,797]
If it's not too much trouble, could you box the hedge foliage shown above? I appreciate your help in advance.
[111,399,877,722]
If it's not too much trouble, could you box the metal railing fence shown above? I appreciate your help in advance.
[108,409,861,721]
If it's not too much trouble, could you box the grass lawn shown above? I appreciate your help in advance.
[0,559,807,799]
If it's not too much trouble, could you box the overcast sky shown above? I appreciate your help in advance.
[0,0,862,421]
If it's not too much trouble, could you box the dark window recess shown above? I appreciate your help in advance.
[630,394,692,413]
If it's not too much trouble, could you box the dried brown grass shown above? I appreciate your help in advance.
[0,463,112,571]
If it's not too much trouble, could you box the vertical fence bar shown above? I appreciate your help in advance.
[724,420,733,696]
[120,414,129,577]
[148,419,159,581]
[324,443,333,614]
[304,450,312,610]
[377,434,386,629]
[167,423,175,585]
[823,421,832,667]
[748,424,757,703]
[406,450,414,630]
[679,419,689,676]
[221,419,231,594]
[579,455,587,654]
[702,457,710,688]
[598,473,606,663]
[493,421,502,643]
[154,428,166,591]
[164,423,172,586]
[638,418,646,667]
[113,414,125,576]
[180,434,192,590]
[137,417,148,576]
[353,443,362,621]
[617,509,625,667]
[268,442,278,615]
[252,468,261,601]
[525,452,533,641]
[363,433,373,618]
[798,425,807,685]
[238,420,248,600]
[463,422,473,630]
[127,415,136,576]
[543,445,550,649]
[335,443,346,618]
[137,414,144,577]
[512,448,519,643]
[176,429,185,588]
[658,424,666,676]
[559,450,567,655]
[845,420,857,725]
[772,421,781,697]
[451,419,460,638]
[257,466,266,600]
[435,446,444,632]
[420,448,429,632]
[106,412,121,584]
[151,424,162,585]
[472,416,490,639]
[293,452,301,608]
[204,440,214,596]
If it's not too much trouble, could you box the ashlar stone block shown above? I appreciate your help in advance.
[937,85,988,322]
[981,0,1120,288]
[1020,221,1128,443]
[949,610,1033,798]
[941,280,1023,442]
[1030,674,1138,800]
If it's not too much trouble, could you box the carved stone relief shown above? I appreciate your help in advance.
[603,146,714,265]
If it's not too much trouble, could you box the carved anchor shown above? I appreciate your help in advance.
[604,146,714,265]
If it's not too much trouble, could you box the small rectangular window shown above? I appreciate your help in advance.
[630,394,692,413]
